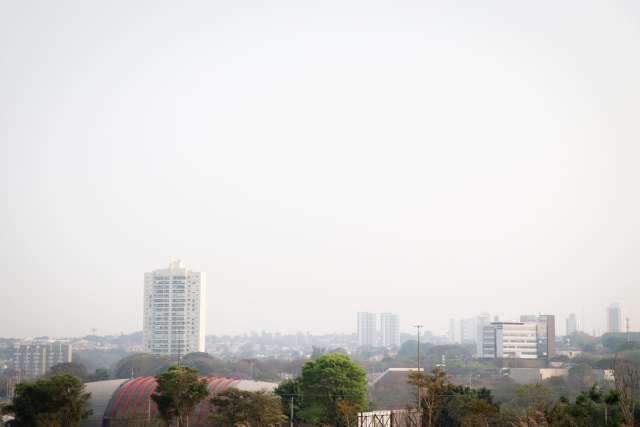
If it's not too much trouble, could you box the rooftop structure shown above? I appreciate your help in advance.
[81,376,277,427]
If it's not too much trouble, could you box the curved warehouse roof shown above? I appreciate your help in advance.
[82,377,278,427]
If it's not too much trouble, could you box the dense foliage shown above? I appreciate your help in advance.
[275,353,368,427]
[406,368,638,427]
[209,388,286,427]
[111,351,299,381]
[3,373,91,427]
[150,365,209,427]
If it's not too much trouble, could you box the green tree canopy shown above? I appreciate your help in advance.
[568,363,595,391]
[86,368,110,382]
[47,362,88,380]
[209,388,286,427]
[180,352,232,377]
[113,353,173,378]
[4,373,91,427]
[295,353,368,426]
[408,367,451,427]
[150,365,209,427]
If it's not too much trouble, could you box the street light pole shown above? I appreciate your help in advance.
[413,324,423,413]
[290,396,294,427]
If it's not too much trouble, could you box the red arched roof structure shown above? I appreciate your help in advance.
[102,376,241,426]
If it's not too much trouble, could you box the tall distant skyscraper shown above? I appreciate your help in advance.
[460,318,477,345]
[380,313,400,348]
[476,313,491,356]
[143,260,206,357]
[357,312,377,347]
[607,303,622,333]
[566,313,578,335]
[448,318,457,344]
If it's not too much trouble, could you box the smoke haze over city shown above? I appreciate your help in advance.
[2,0,639,338]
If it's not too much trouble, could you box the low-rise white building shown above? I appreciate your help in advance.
[481,322,538,359]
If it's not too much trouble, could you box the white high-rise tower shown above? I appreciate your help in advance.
[607,303,622,333]
[380,313,400,348]
[566,313,578,335]
[143,260,206,357]
[357,312,377,347]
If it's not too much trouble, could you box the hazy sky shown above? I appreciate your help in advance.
[2,1,639,339]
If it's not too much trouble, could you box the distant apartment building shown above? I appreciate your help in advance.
[460,318,477,345]
[380,313,400,348]
[448,318,457,344]
[480,322,538,359]
[143,260,206,357]
[566,313,578,335]
[357,312,377,347]
[607,304,622,333]
[476,312,491,356]
[13,341,72,378]
[520,314,556,359]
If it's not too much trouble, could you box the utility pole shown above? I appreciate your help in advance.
[626,317,631,342]
[290,396,294,427]
[413,324,423,413]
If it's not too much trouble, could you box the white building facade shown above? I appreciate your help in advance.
[520,314,556,358]
[480,322,538,359]
[566,313,578,336]
[143,260,206,357]
[380,313,400,348]
[476,313,491,356]
[13,341,72,378]
[357,312,377,347]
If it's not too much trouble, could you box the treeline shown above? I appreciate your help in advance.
[18,351,307,384]
[110,352,305,381]
[2,353,366,427]
[3,352,640,427]
[405,366,639,427]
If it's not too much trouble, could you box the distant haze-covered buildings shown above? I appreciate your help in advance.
[357,312,377,347]
[607,303,622,333]
[357,312,400,348]
[13,341,72,378]
[380,313,401,348]
[566,313,578,335]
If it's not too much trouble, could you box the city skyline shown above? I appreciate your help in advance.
[0,295,628,340]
